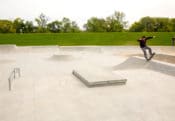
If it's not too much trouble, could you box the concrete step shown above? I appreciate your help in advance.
[72,67,127,87]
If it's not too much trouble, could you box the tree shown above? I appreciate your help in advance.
[106,11,128,32]
[24,21,34,33]
[170,18,175,32]
[13,18,25,33]
[47,20,62,33]
[71,21,80,32]
[155,18,170,32]
[61,17,72,32]
[129,22,144,32]
[106,16,123,32]
[84,17,107,32]
[129,16,175,32]
[35,13,48,32]
[61,18,81,32]
[0,20,14,33]
[84,11,127,32]
[140,17,155,32]
[113,11,128,29]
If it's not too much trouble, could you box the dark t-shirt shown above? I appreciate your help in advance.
[138,37,153,48]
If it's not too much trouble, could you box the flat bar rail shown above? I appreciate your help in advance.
[8,68,21,91]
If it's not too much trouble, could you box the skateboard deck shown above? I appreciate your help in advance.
[147,53,155,61]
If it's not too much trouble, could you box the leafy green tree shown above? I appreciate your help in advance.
[35,13,48,32]
[13,18,25,33]
[141,17,155,32]
[61,17,72,32]
[113,11,128,29]
[106,16,123,32]
[71,21,80,32]
[61,18,80,32]
[170,18,175,31]
[129,22,144,32]
[156,18,170,32]
[24,21,34,33]
[84,11,127,32]
[106,11,127,32]
[129,17,155,32]
[0,20,14,33]
[47,20,62,33]
[84,17,107,32]
[129,16,175,32]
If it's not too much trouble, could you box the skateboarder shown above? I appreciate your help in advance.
[137,36,155,61]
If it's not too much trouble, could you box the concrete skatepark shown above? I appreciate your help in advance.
[0,45,175,121]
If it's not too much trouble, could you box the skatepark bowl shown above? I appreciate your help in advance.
[0,45,175,121]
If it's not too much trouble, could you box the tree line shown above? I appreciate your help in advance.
[0,14,81,33]
[129,16,175,32]
[0,11,175,33]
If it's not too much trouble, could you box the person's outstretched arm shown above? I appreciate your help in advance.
[146,36,155,40]
[137,39,141,42]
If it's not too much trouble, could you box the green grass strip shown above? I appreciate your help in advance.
[0,32,174,46]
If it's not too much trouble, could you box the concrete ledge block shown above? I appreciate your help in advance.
[72,68,127,87]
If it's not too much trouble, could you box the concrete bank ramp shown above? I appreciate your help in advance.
[49,54,75,61]
[60,46,102,53]
[72,67,127,87]
[114,56,175,76]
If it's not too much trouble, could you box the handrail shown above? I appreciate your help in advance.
[8,68,21,91]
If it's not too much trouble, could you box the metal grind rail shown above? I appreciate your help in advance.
[8,68,21,91]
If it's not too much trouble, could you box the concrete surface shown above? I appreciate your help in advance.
[0,45,175,121]
[72,67,127,87]
[114,56,175,76]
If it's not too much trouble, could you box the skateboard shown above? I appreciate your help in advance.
[147,53,155,61]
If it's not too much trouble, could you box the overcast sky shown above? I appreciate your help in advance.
[0,0,175,28]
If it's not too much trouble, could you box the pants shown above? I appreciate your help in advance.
[141,46,153,60]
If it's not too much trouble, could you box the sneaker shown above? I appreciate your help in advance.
[146,58,150,61]
[152,52,155,55]
[146,57,150,61]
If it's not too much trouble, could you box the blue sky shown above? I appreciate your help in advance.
[0,0,175,28]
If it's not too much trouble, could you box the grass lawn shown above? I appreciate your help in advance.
[0,32,174,46]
